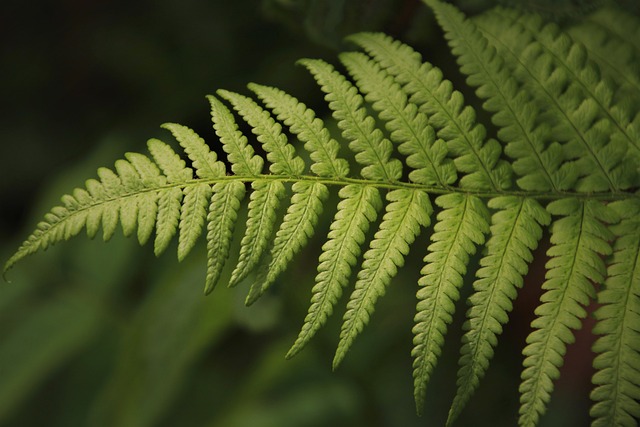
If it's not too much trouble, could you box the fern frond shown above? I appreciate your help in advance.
[500,8,640,166]
[247,83,350,179]
[287,184,383,358]
[347,32,512,191]
[426,0,570,192]
[568,19,640,101]
[113,159,144,238]
[4,15,640,426]
[519,199,618,427]
[228,180,285,287]
[246,181,328,305]
[204,182,246,294]
[177,183,212,262]
[448,196,550,426]
[338,50,457,188]
[475,8,636,192]
[217,89,306,176]
[161,123,227,179]
[412,193,490,416]
[585,5,640,55]
[147,137,193,183]
[298,58,403,182]
[590,199,640,427]
[160,123,228,262]
[334,189,431,369]
[154,186,183,257]
[124,152,164,245]
[3,134,194,272]
[207,94,264,177]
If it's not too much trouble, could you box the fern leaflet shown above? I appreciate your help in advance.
[412,192,489,415]
[334,188,431,368]
[590,199,640,427]
[519,199,618,427]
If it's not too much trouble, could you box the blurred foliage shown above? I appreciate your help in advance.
[1,0,634,426]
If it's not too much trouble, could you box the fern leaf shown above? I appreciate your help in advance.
[113,159,143,237]
[124,152,165,245]
[177,183,212,262]
[412,193,490,416]
[586,5,640,55]
[3,138,190,273]
[204,181,246,294]
[568,20,640,101]
[80,182,103,239]
[519,199,618,427]
[448,196,550,426]
[503,8,640,171]
[217,89,305,177]
[590,199,640,427]
[339,50,457,187]
[287,184,383,358]
[426,0,570,192]
[298,58,403,182]
[146,138,193,183]
[247,83,350,179]
[475,8,636,192]
[334,189,431,368]
[208,94,264,176]
[133,192,159,247]
[161,123,227,179]
[246,181,328,304]
[95,167,123,241]
[347,32,512,191]
[229,180,285,287]
[154,187,183,257]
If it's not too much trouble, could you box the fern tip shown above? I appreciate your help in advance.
[203,282,216,296]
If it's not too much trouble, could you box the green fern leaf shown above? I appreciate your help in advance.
[347,32,512,191]
[568,17,640,101]
[204,181,246,294]
[124,152,164,245]
[412,192,489,416]
[246,181,329,305]
[247,83,350,179]
[218,89,306,176]
[80,182,104,240]
[476,8,637,192]
[160,123,229,262]
[229,180,285,287]
[519,198,618,427]
[4,13,640,425]
[426,0,570,192]
[146,137,193,183]
[448,196,550,426]
[95,167,123,241]
[154,186,183,257]
[299,58,403,182]
[334,188,431,369]
[586,5,640,55]
[161,123,227,179]
[146,138,192,256]
[207,94,264,176]
[113,159,144,237]
[499,8,640,172]
[287,184,383,358]
[590,198,640,427]
[339,50,457,187]
[177,183,212,262]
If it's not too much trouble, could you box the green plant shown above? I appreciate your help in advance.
[4,1,639,426]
